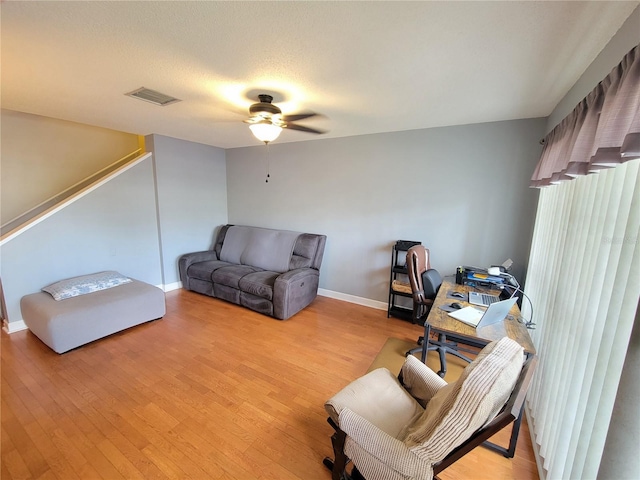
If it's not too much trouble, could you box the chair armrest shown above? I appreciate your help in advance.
[400,355,448,408]
[338,408,421,476]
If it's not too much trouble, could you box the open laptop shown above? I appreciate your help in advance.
[447,297,517,329]
[468,290,501,307]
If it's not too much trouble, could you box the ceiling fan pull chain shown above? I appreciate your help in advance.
[265,143,271,183]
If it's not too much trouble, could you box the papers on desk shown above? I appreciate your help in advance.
[447,306,485,327]
[448,298,518,329]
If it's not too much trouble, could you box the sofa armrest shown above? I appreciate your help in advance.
[178,250,218,286]
[273,268,320,320]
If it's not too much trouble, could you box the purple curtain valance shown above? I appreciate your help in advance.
[531,44,640,188]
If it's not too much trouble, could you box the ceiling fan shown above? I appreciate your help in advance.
[244,94,326,144]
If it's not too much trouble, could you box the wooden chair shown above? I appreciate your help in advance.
[323,337,537,480]
[432,353,537,475]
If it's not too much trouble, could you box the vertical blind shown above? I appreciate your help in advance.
[525,43,640,479]
[525,160,638,478]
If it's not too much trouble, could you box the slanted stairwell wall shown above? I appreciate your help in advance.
[1,154,163,331]
[1,109,141,225]
[0,112,227,331]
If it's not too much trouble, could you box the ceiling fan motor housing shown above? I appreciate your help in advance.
[249,94,282,116]
[245,93,325,135]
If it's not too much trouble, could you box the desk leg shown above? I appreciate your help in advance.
[508,404,524,457]
[482,402,524,458]
[482,354,533,458]
[436,333,448,378]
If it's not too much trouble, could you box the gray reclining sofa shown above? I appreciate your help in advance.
[179,225,327,320]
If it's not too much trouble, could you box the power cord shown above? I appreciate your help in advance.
[500,284,536,330]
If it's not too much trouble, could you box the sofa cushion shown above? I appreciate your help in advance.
[188,278,214,296]
[212,265,262,289]
[187,260,234,282]
[240,292,274,316]
[238,271,279,300]
[220,225,300,273]
[241,229,300,273]
[214,283,240,304]
[219,226,252,264]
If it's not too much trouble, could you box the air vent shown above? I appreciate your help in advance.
[125,87,181,106]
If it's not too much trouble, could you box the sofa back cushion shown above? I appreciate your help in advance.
[216,225,327,272]
[213,225,231,259]
[219,226,300,273]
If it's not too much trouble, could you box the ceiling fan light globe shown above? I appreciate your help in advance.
[249,123,282,143]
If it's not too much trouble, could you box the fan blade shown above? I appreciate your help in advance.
[286,123,326,134]
[282,113,318,122]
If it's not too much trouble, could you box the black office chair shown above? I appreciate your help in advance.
[405,245,439,354]
[405,245,473,376]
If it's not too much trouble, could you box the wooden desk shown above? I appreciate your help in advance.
[424,280,536,357]
[422,279,536,458]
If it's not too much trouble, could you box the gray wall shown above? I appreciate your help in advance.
[1,116,543,326]
[147,134,227,286]
[227,118,545,305]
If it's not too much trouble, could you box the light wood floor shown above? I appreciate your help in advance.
[1,290,539,479]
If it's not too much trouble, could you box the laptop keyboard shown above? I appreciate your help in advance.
[480,293,500,305]
[469,291,501,306]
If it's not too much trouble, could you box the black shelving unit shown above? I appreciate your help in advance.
[388,240,421,320]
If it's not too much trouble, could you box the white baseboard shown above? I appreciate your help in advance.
[163,285,386,311]
[2,281,183,335]
[162,281,182,292]
[2,319,28,334]
[1,286,382,334]
[317,288,387,311]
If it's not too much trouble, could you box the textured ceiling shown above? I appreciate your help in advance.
[2,1,638,149]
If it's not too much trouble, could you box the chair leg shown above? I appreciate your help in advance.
[351,466,366,480]
[324,418,350,480]
[443,347,475,364]
[412,329,475,377]
[406,343,438,357]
